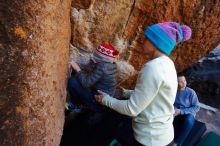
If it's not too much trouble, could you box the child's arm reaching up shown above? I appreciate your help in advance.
[75,63,104,89]
[79,59,94,70]
[70,61,104,88]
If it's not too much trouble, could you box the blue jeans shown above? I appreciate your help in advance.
[174,114,195,146]
[67,77,102,112]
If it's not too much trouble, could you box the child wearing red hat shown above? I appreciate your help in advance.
[65,44,120,115]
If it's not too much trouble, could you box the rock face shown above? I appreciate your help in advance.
[1,0,220,145]
[197,108,220,135]
[0,0,71,146]
[186,44,220,108]
[70,0,220,88]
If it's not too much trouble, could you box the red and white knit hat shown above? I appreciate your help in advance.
[94,44,120,63]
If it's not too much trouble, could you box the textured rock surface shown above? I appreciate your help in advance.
[1,0,220,145]
[186,44,220,108]
[197,108,220,135]
[0,0,71,145]
[116,61,136,84]
[71,0,134,52]
[70,0,220,88]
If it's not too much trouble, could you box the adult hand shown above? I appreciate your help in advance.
[174,108,181,116]
[70,61,81,72]
[94,90,108,104]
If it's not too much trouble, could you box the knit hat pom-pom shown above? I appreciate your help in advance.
[181,25,192,41]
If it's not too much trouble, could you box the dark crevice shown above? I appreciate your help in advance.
[122,0,136,36]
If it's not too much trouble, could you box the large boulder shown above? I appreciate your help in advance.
[0,0,71,145]
[70,0,220,88]
[185,45,220,108]
[1,0,220,145]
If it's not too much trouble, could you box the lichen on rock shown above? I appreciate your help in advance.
[0,0,72,145]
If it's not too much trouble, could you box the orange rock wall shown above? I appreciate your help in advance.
[0,0,220,145]
[71,0,220,88]
[0,0,71,145]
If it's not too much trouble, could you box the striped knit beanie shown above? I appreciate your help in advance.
[93,44,120,63]
[144,22,192,55]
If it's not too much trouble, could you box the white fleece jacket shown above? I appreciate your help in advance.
[102,56,177,146]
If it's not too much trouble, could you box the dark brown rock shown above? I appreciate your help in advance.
[72,0,93,9]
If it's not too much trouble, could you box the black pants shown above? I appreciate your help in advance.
[108,112,144,146]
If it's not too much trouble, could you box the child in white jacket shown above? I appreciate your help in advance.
[95,22,192,146]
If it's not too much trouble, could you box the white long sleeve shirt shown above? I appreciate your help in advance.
[102,56,177,146]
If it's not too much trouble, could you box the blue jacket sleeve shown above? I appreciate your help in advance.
[76,63,104,88]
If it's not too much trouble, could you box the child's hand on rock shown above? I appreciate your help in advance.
[70,61,81,72]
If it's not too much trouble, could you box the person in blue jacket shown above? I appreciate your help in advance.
[173,74,200,146]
